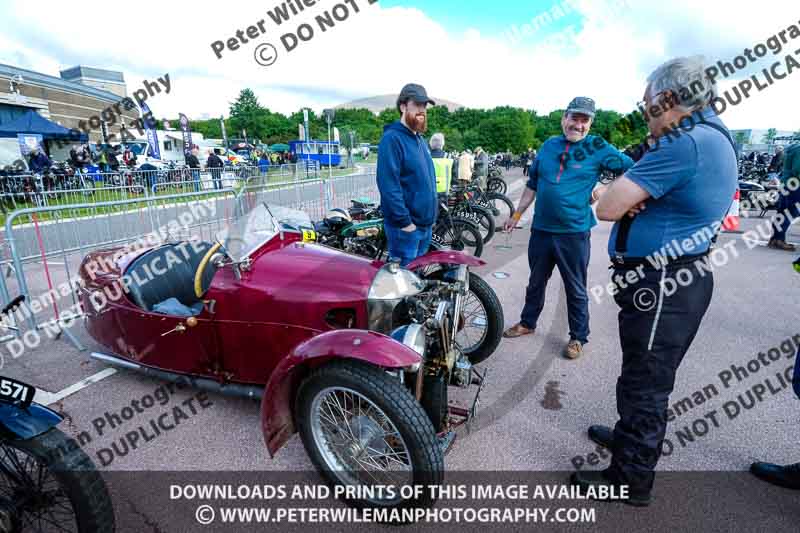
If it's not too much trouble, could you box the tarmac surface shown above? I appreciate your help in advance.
[3,168,800,532]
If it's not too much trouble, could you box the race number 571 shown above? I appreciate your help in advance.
[0,377,35,406]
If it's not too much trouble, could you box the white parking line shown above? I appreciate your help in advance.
[33,368,117,405]
[747,239,800,247]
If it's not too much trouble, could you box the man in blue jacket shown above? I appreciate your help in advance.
[28,146,51,174]
[377,83,438,267]
[502,97,633,359]
[767,142,800,251]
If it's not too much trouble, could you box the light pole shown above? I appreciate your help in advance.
[348,130,355,168]
[323,109,335,180]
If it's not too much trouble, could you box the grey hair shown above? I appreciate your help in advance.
[430,132,445,150]
[646,55,718,112]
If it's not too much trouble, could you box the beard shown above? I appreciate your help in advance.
[404,109,428,133]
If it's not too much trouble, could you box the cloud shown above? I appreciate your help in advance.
[0,0,796,130]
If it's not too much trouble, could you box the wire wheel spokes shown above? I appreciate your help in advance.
[0,443,78,533]
[456,289,489,353]
[311,387,412,498]
[450,222,481,256]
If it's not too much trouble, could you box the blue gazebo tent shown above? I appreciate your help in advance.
[0,110,88,141]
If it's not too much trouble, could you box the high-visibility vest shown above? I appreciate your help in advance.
[432,157,453,193]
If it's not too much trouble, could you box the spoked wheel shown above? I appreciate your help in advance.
[433,217,483,257]
[453,205,495,244]
[0,428,115,532]
[296,360,443,510]
[485,193,514,223]
[487,178,507,195]
[470,205,496,244]
[426,271,503,365]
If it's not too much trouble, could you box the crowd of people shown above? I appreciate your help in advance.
[21,142,300,178]
[744,147,786,175]
[377,57,800,507]
[22,143,141,177]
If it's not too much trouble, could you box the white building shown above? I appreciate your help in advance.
[125,130,222,163]
[729,128,797,153]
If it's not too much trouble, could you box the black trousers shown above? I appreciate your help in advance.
[608,259,713,491]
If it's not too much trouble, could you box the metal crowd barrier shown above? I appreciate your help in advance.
[0,162,321,214]
[0,164,378,350]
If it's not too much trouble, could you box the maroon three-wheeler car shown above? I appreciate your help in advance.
[78,203,503,509]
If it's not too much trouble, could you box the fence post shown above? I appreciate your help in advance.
[5,212,36,330]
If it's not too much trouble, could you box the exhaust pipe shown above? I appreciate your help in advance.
[90,352,263,400]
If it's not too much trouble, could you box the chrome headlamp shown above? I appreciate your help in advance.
[367,264,425,334]
[368,263,425,300]
[390,323,425,371]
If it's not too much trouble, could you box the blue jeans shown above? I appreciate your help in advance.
[520,230,590,343]
[210,168,222,190]
[772,186,800,241]
[191,169,201,192]
[384,224,432,267]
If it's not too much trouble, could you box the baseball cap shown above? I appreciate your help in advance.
[566,96,596,118]
[397,83,436,111]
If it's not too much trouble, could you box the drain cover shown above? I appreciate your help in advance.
[493,272,510,279]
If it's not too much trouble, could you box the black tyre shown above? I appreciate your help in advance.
[296,360,443,510]
[0,428,115,532]
[453,204,495,244]
[420,370,448,433]
[471,204,496,244]
[433,216,483,257]
[485,193,514,223]
[427,271,504,365]
[487,177,507,195]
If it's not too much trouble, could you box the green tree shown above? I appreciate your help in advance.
[229,89,268,140]
[762,128,777,145]
[733,131,749,147]
[377,108,399,129]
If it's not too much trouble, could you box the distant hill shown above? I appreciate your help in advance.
[337,95,464,114]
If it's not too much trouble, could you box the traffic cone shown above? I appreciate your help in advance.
[722,189,741,233]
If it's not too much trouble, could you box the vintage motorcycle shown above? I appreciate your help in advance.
[313,205,503,364]
[0,301,115,532]
[326,199,485,258]
[78,200,504,510]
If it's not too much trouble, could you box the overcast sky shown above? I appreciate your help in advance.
[1,0,798,130]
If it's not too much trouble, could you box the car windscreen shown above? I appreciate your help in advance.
[216,203,311,261]
[125,143,148,155]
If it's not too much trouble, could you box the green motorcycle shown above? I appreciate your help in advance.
[313,199,484,259]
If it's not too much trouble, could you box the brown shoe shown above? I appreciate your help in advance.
[503,323,535,338]
[769,239,797,251]
[564,340,583,359]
